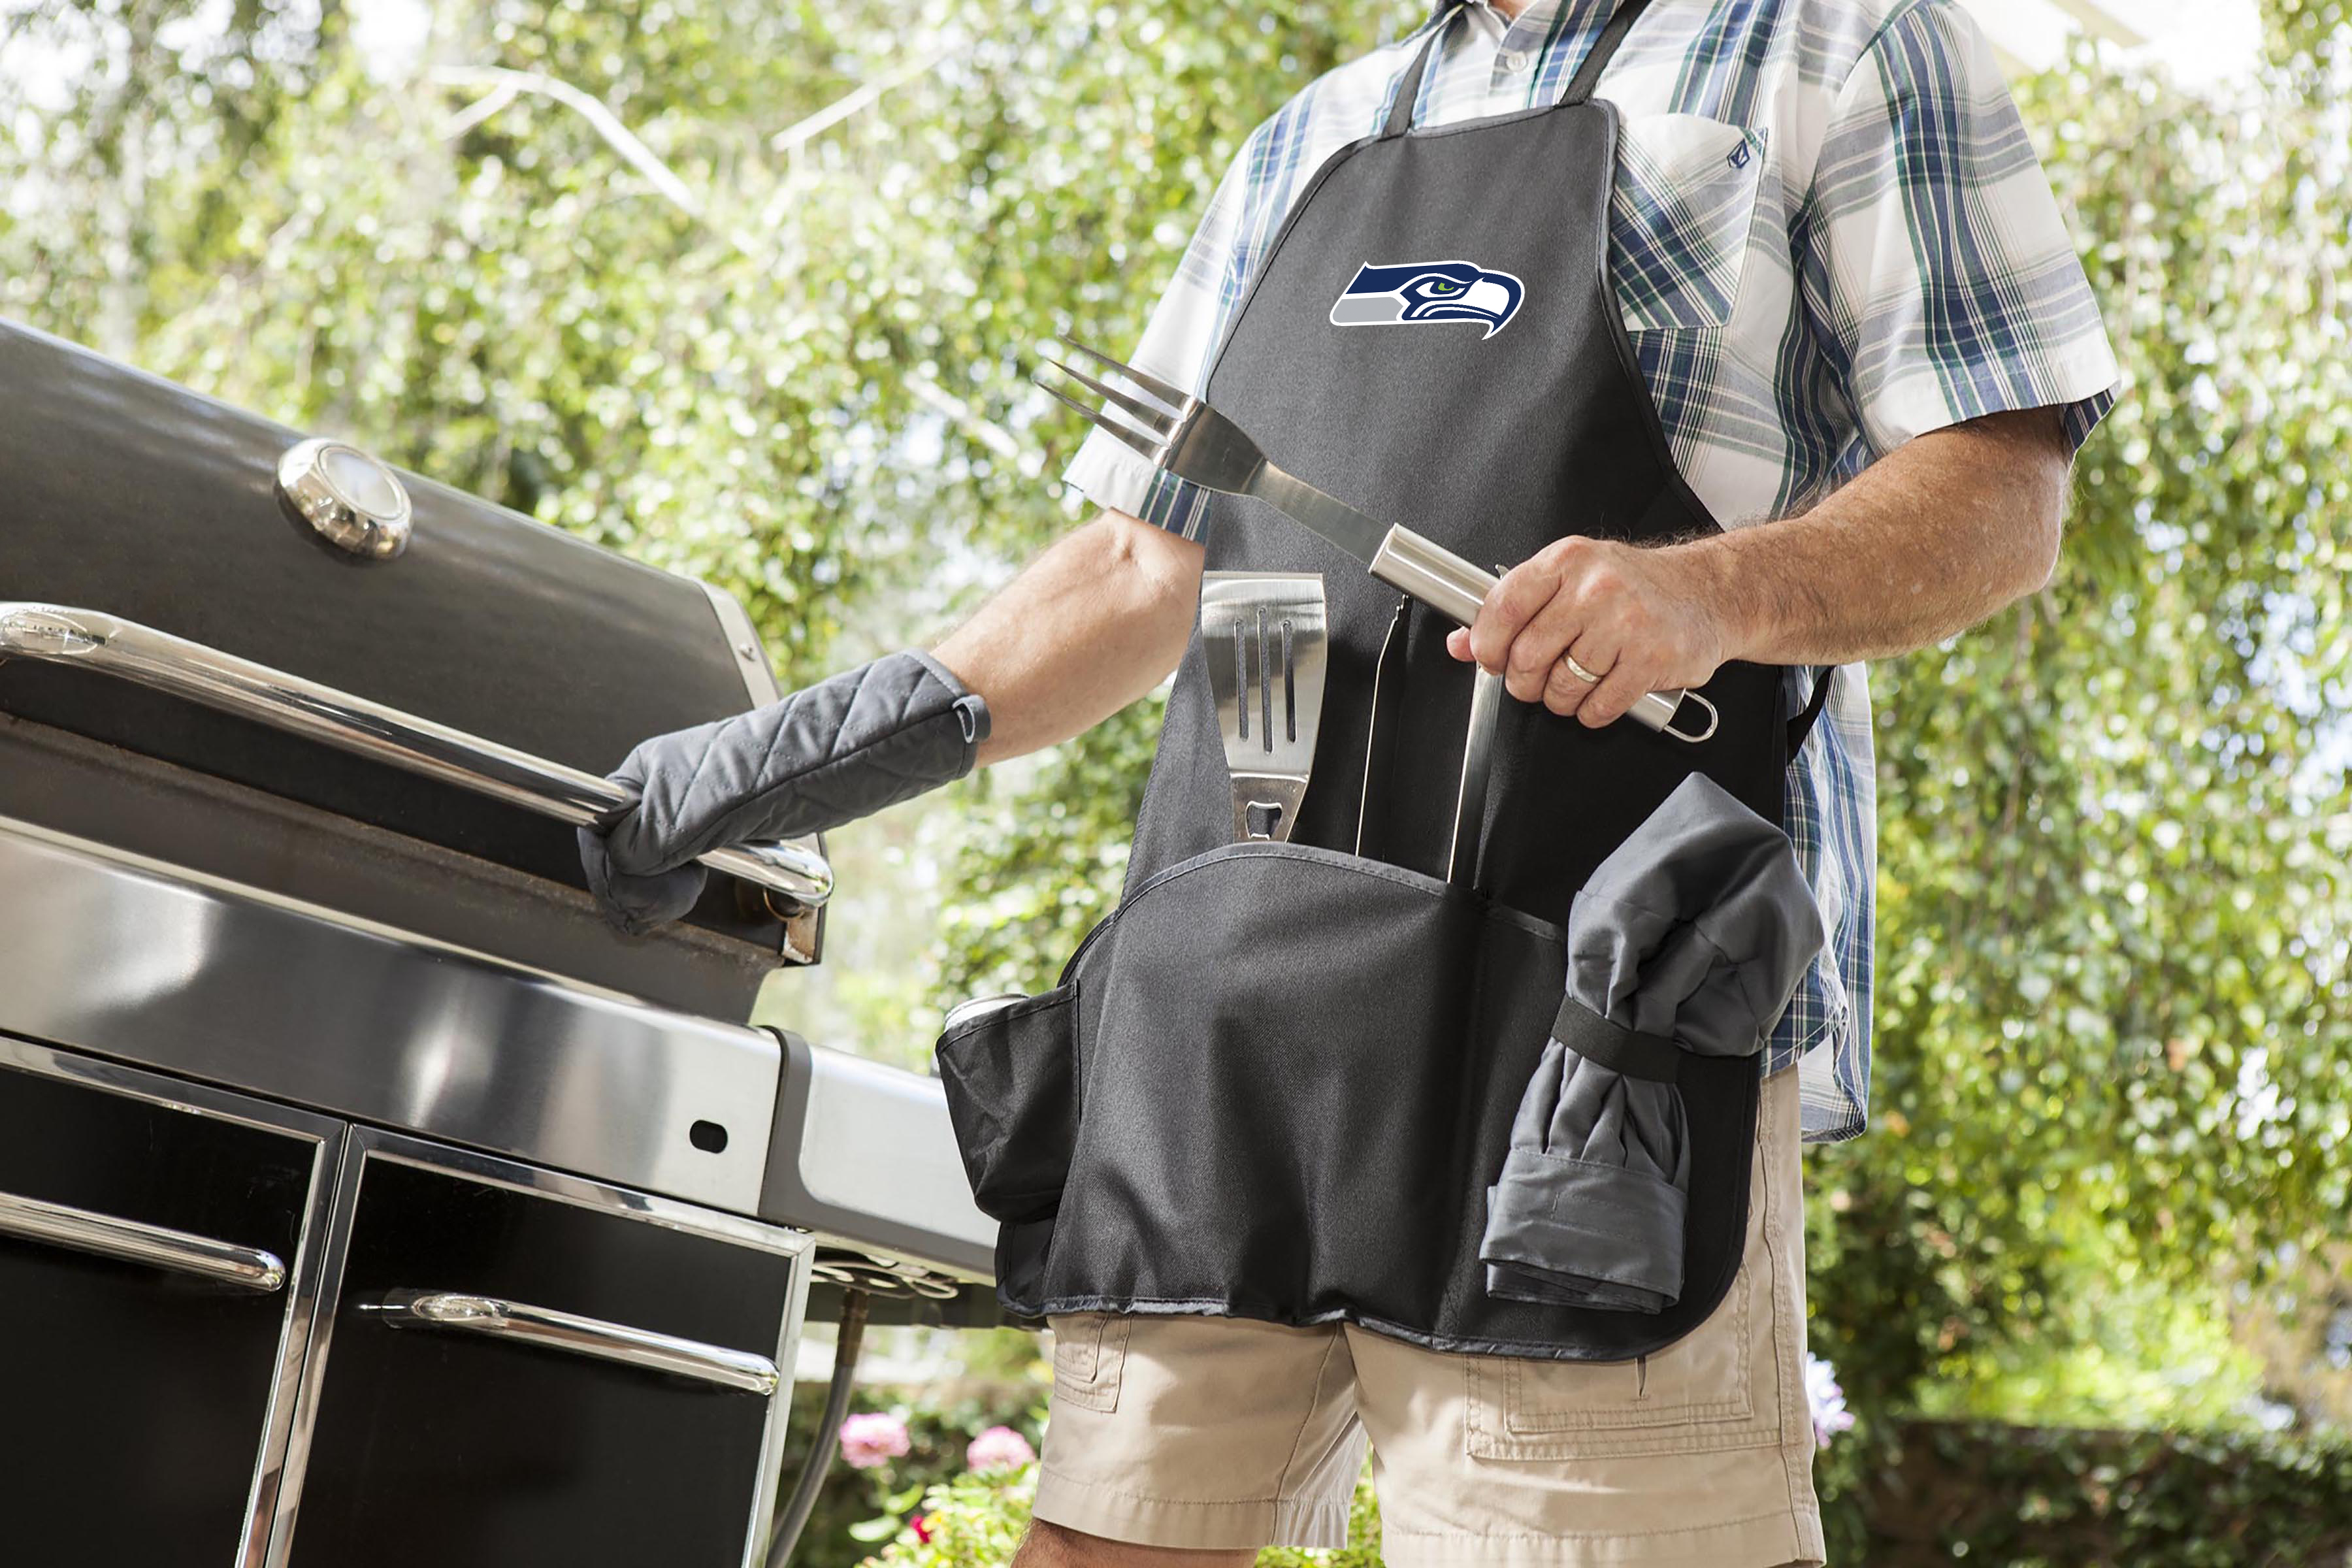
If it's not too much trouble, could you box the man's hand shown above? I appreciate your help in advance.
[1445,536,1737,729]
[1446,406,2075,718]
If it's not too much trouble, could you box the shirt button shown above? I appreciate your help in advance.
[1502,48,1532,73]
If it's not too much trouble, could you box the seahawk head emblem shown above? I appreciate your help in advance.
[1328,260,1526,340]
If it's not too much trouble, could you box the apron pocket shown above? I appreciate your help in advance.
[991,841,1761,1363]
[1042,842,1558,1330]
[936,985,1080,1224]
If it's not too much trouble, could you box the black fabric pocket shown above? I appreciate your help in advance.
[998,840,1759,1362]
[935,986,1079,1224]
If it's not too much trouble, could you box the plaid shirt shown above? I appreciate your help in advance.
[1064,0,2119,1143]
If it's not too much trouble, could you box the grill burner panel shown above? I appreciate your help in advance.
[0,817,778,1214]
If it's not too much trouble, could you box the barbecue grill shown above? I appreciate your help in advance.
[0,318,996,1566]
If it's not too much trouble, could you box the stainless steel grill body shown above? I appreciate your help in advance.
[0,321,1004,1561]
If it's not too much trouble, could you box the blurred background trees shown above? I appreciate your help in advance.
[3,0,2347,1558]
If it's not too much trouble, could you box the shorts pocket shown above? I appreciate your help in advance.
[935,985,1079,1223]
[1049,1312,1132,1414]
[1610,112,1769,331]
[1465,1250,1778,1459]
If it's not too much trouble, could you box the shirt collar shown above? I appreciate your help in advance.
[1428,0,1597,47]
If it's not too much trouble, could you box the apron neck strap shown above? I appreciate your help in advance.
[1382,3,1465,139]
[1386,0,1659,139]
[1562,0,1658,104]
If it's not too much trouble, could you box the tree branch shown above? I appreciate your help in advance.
[768,51,950,156]
[431,64,704,218]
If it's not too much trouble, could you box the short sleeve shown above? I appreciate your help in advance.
[1058,129,1266,539]
[1798,0,2121,460]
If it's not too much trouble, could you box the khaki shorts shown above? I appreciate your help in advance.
[1033,1061,1825,1568]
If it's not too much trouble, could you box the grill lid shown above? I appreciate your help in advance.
[0,318,827,1007]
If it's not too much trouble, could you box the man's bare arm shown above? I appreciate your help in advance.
[931,512,1204,764]
[1449,407,2075,725]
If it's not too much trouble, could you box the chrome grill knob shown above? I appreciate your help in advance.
[276,438,412,560]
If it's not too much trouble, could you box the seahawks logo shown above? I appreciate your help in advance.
[1328,260,1526,340]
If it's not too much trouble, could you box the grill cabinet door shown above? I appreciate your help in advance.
[0,1040,339,1565]
[281,1134,806,1568]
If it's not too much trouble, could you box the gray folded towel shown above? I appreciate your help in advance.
[1481,772,1823,1312]
[578,649,989,934]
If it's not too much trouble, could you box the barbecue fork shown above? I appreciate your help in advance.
[1035,337,1716,743]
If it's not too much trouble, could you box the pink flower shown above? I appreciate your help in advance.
[911,1514,935,1544]
[838,1411,911,1469]
[965,1424,1037,1473]
[1804,1352,1855,1450]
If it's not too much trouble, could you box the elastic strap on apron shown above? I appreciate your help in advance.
[1353,589,1508,892]
[1393,0,1661,138]
[1353,593,1416,862]
[1551,996,1684,1083]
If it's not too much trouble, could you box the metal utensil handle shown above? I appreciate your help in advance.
[368,1288,780,1395]
[0,602,834,910]
[0,1189,287,1292]
[1364,530,1718,744]
[1446,668,1504,888]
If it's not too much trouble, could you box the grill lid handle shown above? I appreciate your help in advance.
[0,602,834,913]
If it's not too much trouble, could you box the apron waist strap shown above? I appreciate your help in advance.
[1551,998,1684,1084]
[1787,664,1837,756]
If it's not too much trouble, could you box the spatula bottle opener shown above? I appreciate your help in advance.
[1201,573,1329,843]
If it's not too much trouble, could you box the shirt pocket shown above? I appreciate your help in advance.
[1610,113,1770,333]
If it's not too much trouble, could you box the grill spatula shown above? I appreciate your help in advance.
[1201,572,1328,842]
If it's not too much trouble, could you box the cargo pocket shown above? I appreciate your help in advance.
[1049,1312,1132,1414]
[1610,113,1769,332]
[1465,1253,1775,1460]
[935,985,1079,1224]
[1468,1089,1786,1460]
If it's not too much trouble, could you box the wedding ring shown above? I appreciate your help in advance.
[1561,652,1602,684]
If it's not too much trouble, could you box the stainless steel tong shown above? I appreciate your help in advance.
[1035,338,1716,744]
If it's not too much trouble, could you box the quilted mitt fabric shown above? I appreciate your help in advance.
[579,649,990,933]
[1481,772,1823,1313]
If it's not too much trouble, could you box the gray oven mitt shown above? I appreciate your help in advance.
[1480,772,1823,1313]
[577,649,989,934]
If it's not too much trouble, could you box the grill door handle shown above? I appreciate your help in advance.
[367,1289,780,1395]
[0,1190,287,1292]
[0,602,833,912]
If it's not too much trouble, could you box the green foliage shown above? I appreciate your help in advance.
[857,1463,1037,1568]
[850,1418,2352,1568]
[855,1460,1386,1568]
[773,1367,1046,1568]
[936,696,1163,1000]
[1846,1417,2352,1567]
[1906,1241,2274,1431]
[2265,0,2352,65]
[1804,20,2352,1437]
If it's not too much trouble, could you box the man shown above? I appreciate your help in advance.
[583,1,2118,1563]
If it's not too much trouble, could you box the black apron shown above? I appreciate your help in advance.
[940,0,1828,1360]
